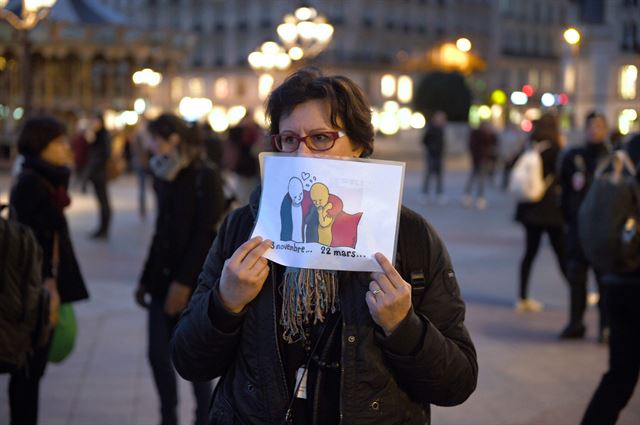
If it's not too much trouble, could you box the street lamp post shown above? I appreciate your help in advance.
[132,67,162,117]
[276,6,334,65]
[0,0,57,118]
[563,27,581,126]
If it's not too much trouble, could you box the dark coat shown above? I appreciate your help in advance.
[559,142,610,225]
[10,158,89,304]
[171,189,478,425]
[515,142,564,228]
[422,125,445,157]
[468,128,496,166]
[85,129,111,181]
[140,160,225,298]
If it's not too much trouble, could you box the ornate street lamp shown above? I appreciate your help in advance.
[247,41,292,72]
[276,6,334,63]
[0,0,58,117]
[132,68,162,117]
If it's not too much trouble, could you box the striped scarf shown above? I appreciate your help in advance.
[280,267,339,343]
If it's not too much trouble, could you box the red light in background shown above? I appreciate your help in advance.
[521,119,533,132]
[522,84,535,97]
[558,93,569,105]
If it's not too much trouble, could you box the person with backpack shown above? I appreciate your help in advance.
[170,68,477,424]
[134,113,225,425]
[582,133,640,425]
[558,111,611,340]
[8,116,89,425]
[513,114,567,312]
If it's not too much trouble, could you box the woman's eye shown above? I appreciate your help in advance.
[311,133,330,143]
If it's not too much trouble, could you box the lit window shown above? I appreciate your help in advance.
[619,65,637,100]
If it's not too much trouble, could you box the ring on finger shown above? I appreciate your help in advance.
[372,288,382,295]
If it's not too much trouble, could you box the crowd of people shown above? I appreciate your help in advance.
[1,66,638,425]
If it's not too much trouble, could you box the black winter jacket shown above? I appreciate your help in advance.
[171,189,477,424]
[10,157,89,303]
[140,160,225,298]
[515,142,563,228]
[559,142,610,225]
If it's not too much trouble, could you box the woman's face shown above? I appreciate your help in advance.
[278,99,363,158]
[40,135,72,167]
[150,133,179,156]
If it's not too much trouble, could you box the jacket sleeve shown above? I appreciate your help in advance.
[11,174,63,279]
[175,167,226,289]
[171,212,246,381]
[381,219,478,407]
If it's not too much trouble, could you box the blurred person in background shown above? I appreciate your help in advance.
[513,114,567,312]
[499,121,525,191]
[420,110,448,205]
[582,132,640,425]
[224,114,262,206]
[84,114,112,239]
[9,116,89,425]
[128,122,153,220]
[463,121,496,210]
[70,118,90,191]
[134,113,225,425]
[558,111,611,340]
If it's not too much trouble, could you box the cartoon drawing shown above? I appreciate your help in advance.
[310,182,363,249]
[280,173,363,248]
[280,177,312,242]
[310,183,334,246]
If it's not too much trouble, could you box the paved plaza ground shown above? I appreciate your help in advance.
[1,142,639,424]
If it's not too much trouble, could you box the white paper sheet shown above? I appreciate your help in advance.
[251,153,405,272]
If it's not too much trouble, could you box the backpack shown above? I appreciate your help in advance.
[578,151,640,274]
[0,205,50,372]
[509,141,553,202]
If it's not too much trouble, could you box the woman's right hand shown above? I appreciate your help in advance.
[218,236,272,313]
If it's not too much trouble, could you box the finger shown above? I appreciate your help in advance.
[230,236,264,265]
[371,272,396,294]
[248,256,269,273]
[365,291,378,310]
[374,252,402,288]
[368,280,383,296]
[251,259,270,279]
[241,240,273,269]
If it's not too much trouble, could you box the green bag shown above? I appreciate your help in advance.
[48,304,77,363]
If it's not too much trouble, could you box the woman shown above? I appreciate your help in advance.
[10,116,89,425]
[134,114,225,425]
[514,113,566,312]
[171,69,477,424]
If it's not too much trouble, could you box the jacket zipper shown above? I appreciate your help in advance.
[339,310,346,424]
[271,262,290,421]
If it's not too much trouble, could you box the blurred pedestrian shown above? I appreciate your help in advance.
[558,111,611,340]
[129,122,153,220]
[582,133,640,425]
[171,68,477,424]
[9,116,89,425]
[134,113,225,425]
[514,114,567,312]
[463,121,496,209]
[224,114,262,206]
[70,118,90,191]
[421,110,448,204]
[500,121,525,191]
[84,114,111,239]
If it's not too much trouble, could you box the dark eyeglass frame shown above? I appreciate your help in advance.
[271,130,346,153]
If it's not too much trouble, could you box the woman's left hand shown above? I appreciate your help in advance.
[366,253,412,336]
[164,282,192,316]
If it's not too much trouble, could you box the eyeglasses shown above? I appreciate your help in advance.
[272,131,345,153]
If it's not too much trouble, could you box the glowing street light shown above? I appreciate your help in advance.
[563,27,581,46]
[277,6,334,63]
[247,41,291,71]
[456,37,472,53]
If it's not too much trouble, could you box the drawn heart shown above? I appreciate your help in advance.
[302,172,311,181]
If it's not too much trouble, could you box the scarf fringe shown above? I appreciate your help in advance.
[281,268,339,344]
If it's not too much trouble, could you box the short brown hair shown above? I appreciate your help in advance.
[531,113,560,146]
[266,68,374,158]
